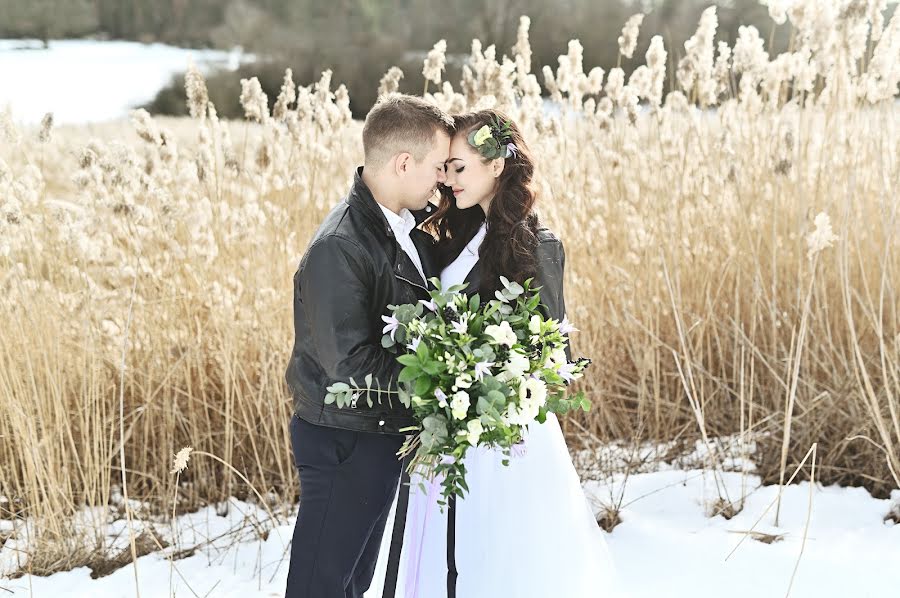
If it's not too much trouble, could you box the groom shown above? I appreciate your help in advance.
[284,94,453,598]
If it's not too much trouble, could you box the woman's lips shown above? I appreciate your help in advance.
[452,188,463,195]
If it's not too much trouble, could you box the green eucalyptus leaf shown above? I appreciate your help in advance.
[486,389,506,404]
[398,386,412,408]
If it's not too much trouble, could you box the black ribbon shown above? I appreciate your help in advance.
[447,493,458,597]
[383,460,412,597]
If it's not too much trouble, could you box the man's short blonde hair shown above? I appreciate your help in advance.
[362,94,454,170]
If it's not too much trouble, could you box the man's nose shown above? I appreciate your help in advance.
[437,168,447,184]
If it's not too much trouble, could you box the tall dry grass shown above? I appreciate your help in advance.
[1,0,898,574]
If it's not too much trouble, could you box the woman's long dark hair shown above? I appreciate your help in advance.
[424,110,540,297]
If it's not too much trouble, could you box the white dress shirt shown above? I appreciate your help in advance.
[378,203,426,283]
[440,222,487,290]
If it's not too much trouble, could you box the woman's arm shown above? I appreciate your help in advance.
[535,233,572,361]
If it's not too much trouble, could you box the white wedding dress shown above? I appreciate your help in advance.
[365,224,622,598]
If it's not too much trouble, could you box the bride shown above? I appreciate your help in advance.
[366,110,621,598]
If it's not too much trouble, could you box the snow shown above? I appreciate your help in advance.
[586,472,900,598]
[0,39,253,125]
[2,465,897,598]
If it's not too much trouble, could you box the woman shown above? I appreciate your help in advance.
[366,110,621,598]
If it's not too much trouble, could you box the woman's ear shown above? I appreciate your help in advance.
[491,157,505,178]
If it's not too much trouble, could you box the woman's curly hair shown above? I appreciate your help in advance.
[424,110,540,298]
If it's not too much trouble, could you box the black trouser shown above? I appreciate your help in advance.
[285,415,405,598]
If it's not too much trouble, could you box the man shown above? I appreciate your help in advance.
[284,94,453,598]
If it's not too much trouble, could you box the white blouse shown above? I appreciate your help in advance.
[439,222,487,290]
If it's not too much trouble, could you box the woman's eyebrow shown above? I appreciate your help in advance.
[446,157,464,163]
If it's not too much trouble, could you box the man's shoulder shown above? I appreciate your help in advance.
[301,203,365,257]
[308,199,360,242]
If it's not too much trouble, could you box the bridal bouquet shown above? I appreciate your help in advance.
[326,277,591,503]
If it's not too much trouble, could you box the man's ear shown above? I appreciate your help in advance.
[395,152,412,175]
[491,157,505,178]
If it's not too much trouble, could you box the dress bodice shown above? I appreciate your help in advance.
[439,222,487,290]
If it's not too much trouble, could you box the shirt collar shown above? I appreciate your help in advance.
[378,203,417,236]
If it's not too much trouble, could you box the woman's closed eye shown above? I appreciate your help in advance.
[454,166,465,174]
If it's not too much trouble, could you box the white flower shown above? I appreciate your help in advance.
[381,313,401,340]
[451,313,470,336]
[435,388,449,408]
[508,399,539,426]
[466,419,484,445]
[485,321,517,346]
[454,373,473,390]
[551,348,567,366]
[511,440,527,458]
[558,361,579,383]
[450,391,470,420]
[406,336,421,352]
[806,212,838,260]
[503,350,530,379]
[473,360,495,381]
[419,298,438,311]
[519,377,548,408]
[558,315,578,335]
[528,315,542,334]
[473,125,493,146]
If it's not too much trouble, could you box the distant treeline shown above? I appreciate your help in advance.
[3,0,893,117]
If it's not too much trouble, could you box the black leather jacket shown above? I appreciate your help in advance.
[285,168,437,435]
[460,228,567,322]
[458,227,570,360]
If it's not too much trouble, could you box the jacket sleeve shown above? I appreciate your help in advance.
[298,234,402,398]
[536,237,572,361]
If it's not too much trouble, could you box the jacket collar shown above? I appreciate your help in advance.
[347,167,393,238]
[346,166,438,232]
[463,260,482,293]
[346,167,437,290]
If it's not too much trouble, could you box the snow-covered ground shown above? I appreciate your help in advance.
[0,39,253,125]
[2,464,897,598]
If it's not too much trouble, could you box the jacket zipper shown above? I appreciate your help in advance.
[395,273,429,293]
